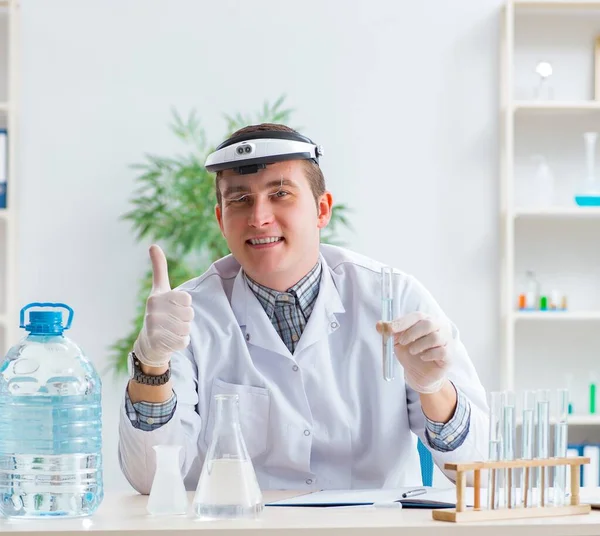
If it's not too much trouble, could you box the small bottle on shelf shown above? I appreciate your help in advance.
[590,375,597,415]
[518,270,540,311]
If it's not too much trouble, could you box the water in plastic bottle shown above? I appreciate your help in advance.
[0,303,103,518]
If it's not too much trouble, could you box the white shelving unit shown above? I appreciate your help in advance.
[567,415,600,425]
[515,206,600,218]
[0,0,19,356]
[515,1,600,7]
[514,100,600,112]
[500,1,600,413]
[513,310,600,321]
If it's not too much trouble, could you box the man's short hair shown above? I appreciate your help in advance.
[214,123,326,207]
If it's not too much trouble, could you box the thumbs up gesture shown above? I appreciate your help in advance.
[133,245,195,368]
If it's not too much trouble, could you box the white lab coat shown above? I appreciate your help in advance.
[118,245,489,494]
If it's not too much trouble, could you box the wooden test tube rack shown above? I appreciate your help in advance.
[432,456,591,523]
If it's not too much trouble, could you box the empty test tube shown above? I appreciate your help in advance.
[487,391,504,509]
[381,266,395,381]
[536,389,550,506]
[553,388,569,506]
[521,390,536,507]
[503,391,516,508]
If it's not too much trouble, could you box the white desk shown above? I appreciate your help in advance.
[1,491,600,536]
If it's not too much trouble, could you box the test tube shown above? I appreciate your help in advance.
[520,390,536,507]
[381,266,395,382]
[536,389,550,507]
[487,391,504,509]
[503,391,516,508]
[553,388,569,506]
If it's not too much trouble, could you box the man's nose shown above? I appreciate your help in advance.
[248,196,275,227]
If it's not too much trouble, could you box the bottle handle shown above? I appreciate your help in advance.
[19,302,74,330]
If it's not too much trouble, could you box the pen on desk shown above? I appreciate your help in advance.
[401,488,427,499]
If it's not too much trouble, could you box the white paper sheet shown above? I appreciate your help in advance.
[266,486,465,507]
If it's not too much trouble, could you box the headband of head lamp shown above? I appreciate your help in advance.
[204,130,324,175]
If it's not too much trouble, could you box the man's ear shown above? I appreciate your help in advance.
[317,192,333,230]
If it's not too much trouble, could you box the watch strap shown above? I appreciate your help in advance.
[130,351,171,386]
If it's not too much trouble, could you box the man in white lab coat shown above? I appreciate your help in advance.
[118,124,489,494]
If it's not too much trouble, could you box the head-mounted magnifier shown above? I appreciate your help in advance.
[205,130,324,175]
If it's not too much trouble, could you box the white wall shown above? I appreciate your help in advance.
[16,0,503,491]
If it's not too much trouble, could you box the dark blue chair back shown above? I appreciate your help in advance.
[417,438,434,486]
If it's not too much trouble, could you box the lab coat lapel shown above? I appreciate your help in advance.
[230,268,292,359]
[293,256,346,355]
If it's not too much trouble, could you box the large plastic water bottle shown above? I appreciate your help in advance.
[0,303,103,518]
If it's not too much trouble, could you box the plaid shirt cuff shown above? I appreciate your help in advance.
[124,390,177,432]
[424,384,471,452]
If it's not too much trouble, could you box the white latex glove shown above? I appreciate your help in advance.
[133,245,195,367]
[377,312,452,394]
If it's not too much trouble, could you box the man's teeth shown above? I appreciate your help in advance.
[249,237,282,245]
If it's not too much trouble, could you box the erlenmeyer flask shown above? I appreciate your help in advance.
[575,132,600,206]
[193,394,263,520]
[147,445,188,515]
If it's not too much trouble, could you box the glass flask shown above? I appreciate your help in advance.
[531,155,554,207]
[147,445,188,516]
[533,61,554,100]
[575,132,600,206]
[193,394,263,520]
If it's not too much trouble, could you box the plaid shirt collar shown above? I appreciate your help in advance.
[244,261,322,321]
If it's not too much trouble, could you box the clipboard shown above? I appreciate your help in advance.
[265,486,459,509]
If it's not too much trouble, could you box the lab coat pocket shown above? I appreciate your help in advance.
[204,378,271,460]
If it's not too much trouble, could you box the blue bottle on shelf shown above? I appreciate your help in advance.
[0,303,103,518]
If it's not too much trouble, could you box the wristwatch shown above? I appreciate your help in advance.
[129,351,171,386]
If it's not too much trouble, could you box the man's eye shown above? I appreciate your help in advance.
[229,195,250,204]
[271,190,289,199]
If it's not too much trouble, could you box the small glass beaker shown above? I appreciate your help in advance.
[147,445,189,516]
[193,394,263,520]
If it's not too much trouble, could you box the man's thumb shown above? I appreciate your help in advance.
[149,245,171,293]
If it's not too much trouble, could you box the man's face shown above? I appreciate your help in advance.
[215,160,332,291]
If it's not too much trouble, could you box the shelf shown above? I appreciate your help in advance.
[513,101,600,113]
[516,415,600,425]
[0,210,11,221]
[514,0,600,7]
[0,102,8,113]
[568,415,600,425]
[515,207,600,218]
[514,311,600,321]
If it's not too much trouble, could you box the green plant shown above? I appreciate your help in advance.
[108,97,352,376]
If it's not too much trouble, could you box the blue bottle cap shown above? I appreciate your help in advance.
[20,302,73,335]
